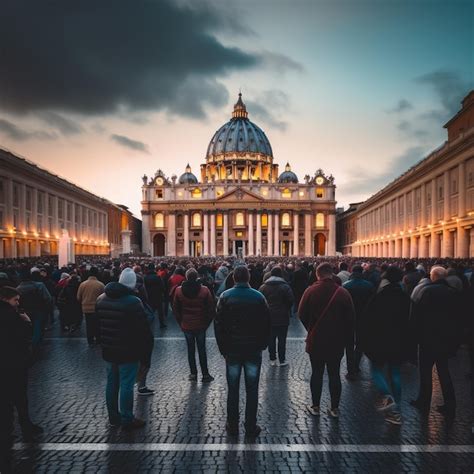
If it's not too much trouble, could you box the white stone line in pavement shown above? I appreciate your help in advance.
[12,443,474,453]
[44,337,307,341]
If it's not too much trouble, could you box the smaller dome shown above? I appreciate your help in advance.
[278,163,298,183]
[179,164,198,184]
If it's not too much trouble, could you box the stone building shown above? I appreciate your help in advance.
[341,90,474,258]
[0,148,141,259]
[141,94,337,257]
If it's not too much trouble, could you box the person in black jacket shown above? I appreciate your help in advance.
[144,263,165,327]
[359,266,410,426]
[410,266,461,418]
[96,268,151,430]
[0,286,43,472]
[259,266,294,366]
[215,265,271,437]
[58,275,83,333]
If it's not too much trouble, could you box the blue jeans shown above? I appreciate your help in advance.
[183,329,210,376]
[371,362,401,412]
[226,352,262,428]
[106,362,139,425]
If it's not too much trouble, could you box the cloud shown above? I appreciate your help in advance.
[387,99,413,114]
[246,90,290,132]
[0,118,57,141]
[37,112,83,135]
[0,0,298,120]
[111,134,150,153]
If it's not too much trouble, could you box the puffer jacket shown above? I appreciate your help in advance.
[96,282,152,363]
[172,280,215,331]
[215,283,271,357]
[259,276,294,326]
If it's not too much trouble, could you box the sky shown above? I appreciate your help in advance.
[0,0,472,217]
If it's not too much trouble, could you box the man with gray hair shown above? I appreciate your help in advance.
[410,266,461,418]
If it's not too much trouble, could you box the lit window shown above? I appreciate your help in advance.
[261,187,268,196]
[192,212,201,227]
[155,213,164,228]
[216,213,223,227]
[192,188,202,198]
[236,231,243,237]
[316,188,323,198]
[281,212,290,226]
[261,213,268,227]
[316,213,324,228]
[299,190,305,197]
[282,188,291,198]
[236,212,244,226]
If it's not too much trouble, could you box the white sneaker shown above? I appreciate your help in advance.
[279,361,289,367]
[270,359,278,366]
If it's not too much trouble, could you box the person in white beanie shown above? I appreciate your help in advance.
[95,267,151,430]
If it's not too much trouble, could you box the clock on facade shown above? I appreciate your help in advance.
[156,177,164,185]
[315,176,324,185]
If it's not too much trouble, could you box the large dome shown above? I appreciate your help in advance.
[206,93,273,159]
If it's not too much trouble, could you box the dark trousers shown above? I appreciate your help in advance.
[183,329,210,376]
[0,383,14,472]
[418,348,456,409]
[309,356,342,409]
[346,344,363,375]
[12,369,30,425]
[84,313,100,344]
[226,352,262,429]
[163,295,169,318]
[268,325,289,363]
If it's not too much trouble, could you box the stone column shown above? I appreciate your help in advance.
[401,236,409,258]
[168,213,176,256]
[242,240,246,257]
[184,212,190,256]
[5,178,13,228]
[458,161,466,218]
[403,193,408,232]
[121,229,132,254]
[420,183,426,228]
[256,211,262,256]
[223,212,229,256]
[203,212,209,255]
[232,240,236,256]
[419,234,427,258]
[274,213,280,256]
[53,195,59,236]
[210,212,216,256]
[431,179,437,224]
[293,212,299,256]
[410,235,418,259]
[248,212,254,255]
[267,212,273,256]
[442,228,454,258]
[304,213,312,256]
[328,212,336,256]
[32,187,38,231]
[443,171,450,221]
[430,231,439,258]
[456,225,469,258]
[470,228,474,258]
[141,213,151,255]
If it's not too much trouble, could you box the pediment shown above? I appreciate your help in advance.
[216,187,265,202]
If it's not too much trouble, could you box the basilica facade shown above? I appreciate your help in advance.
[141,94,337,257]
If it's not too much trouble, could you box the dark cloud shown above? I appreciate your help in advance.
[247,90,290,132]
[0,0,298,119]
[111,134,150,153]
[259,51,305,75]
[0,118,57,142]
[387,99,413,114]
[37,112,83,135]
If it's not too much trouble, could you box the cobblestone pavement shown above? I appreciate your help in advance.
[12,310,474,473]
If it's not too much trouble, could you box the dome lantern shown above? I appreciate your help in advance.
[232,92,248,120]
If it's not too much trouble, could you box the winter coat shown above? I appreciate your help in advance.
[291,268,310,305]
[59,278,83,325]
[96,282,152,364]
[259,276,294,327]
[169,274,185,301]
[215,283,271,357]
[77,276,105,313]
[16,280,52,317]
[343,274,375,321]
[173,281,215,332]
[157,269,170,300]
[403,271,423,296]
[144,272,164,310]
[359,282,411,364]
[0,301,33,371]
[298,278,355,361]
[411,279,462,357]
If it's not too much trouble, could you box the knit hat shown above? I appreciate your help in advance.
[30,266,40,274]
[119,267,137,289]
[60,273,70,280]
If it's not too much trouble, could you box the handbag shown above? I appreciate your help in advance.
[305,287,342,354]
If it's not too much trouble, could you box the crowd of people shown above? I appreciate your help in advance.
[0,254,473,471]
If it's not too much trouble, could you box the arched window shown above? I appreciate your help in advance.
[155,212,164,228]
[261,213,268,228]
[192,188,202,198]
[316,213,325,228]
[235,212,245,226]
[192,212,201,227]
[281,212,290,226]
[281,188,291,199]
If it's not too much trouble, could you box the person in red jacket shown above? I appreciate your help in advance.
[173,268,215,382]
[168,267,186,303]
[298,262,355,419]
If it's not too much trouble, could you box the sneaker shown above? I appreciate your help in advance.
[279,360,289,367]
[122,418,146,430]
[225,422,239,435]
[202,375,215,383]
[385,412,402,425]
[188,374,197,381]
[375,396,395,412]
[138,387,155,396]
[327,408,340,418]
[245,424,262,437]
[306,405,320,416]
[270,359,278,367]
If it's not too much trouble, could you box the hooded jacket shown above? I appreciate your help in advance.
[259,276,294,326]
[173,280,215,331]
[96,282,151,363]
